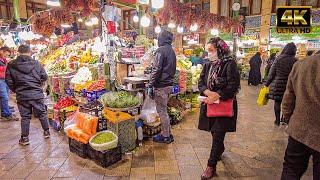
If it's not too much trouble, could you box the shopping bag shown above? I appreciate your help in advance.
[257,87,269,106]
[140,96,158,124]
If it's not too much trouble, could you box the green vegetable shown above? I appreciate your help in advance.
[91,132,116,144]
[99,91,140,108]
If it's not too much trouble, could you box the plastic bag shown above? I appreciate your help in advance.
[257,87,269,106]
[140,96,158,124]
[63,110,77,134]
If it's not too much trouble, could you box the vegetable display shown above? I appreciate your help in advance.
[191,64,203,85]
[53,97,75,110]
[71,67,92,85]
[87,80,105,91]
[91,132,116,144]
[99,91,140,109]
[177,56,192,70]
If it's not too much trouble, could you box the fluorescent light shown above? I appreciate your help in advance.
[61,24,71,28]
[47,0,60,7]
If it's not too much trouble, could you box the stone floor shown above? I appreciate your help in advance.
[0,82,314,180]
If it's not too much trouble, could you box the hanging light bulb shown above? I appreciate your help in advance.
[90,16,99,25]
[47,0,60,7]
[155,25,161,33]
[78,18,83,22]
[177,26,184,33]
[190,23,198,32]
[133,15,139,23]
[139,0,149,5]
[151,0,164,9]
[168,22,176,29]
[210,29,219,36]
[140,14,151,27]
[85,20,93,27]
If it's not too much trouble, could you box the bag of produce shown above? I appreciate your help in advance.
[89,130,118,152]
[140,96,158,124]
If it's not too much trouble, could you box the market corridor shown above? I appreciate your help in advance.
[0,82,313,180]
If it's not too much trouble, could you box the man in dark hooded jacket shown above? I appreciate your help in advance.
[149,29,176,144]
[248,52,262,86]
[6,45,50,145]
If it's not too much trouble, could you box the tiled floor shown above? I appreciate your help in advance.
[0,82,314,180]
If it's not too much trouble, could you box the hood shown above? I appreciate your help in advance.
[12,55,37,74]
[281,42,297,56]
[157,30,173,47]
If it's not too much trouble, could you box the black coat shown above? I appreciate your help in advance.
[149,30,177,88]
[248,53,262,86]
[5,55,48,101]
[198,57,240,133]
[265,43,297,101]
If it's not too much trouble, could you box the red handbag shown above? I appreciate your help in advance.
[206,99,234,117]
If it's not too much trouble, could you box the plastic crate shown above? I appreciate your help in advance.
[97,118,107,132]
[69,138,88,159]
[107,118,137,153]
[85,89,107,102]
[79,101,103,117]
[87,145,122,168]
[123,106,141,116]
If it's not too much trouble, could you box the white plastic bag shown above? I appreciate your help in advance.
[63,110,77,134]
[140,96,158,124]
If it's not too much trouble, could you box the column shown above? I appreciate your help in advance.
[210,0,219,14]
[18,0,28,20]
[260,0,273,43]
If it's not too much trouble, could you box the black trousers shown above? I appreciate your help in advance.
[274,100,282,124]
[281,136,320,180]
[17,99,50,137]
[208,132,226,167]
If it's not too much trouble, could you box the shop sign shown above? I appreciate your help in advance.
[243,29,260,40]
[307,40,320,49]
[276,6,312,34]
[183,34,199,45]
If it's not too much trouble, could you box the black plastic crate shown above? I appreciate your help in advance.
[97,118,107,132]
[143,122,161,137]
[69,138,88,159]
[87,145,122,168]
[79,101,103,117]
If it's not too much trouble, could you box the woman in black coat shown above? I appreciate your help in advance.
[265,42,297,126]
[248,52,262,86]
[198,37,240,179]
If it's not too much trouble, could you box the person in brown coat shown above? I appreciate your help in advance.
[281,55,320,179]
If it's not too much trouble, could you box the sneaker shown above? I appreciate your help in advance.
[44,130,50,139]
[19,136,30,146]
[153,134,173,144]
[2,114,19,121]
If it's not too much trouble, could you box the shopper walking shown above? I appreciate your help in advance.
[264,53,277,80]
[0,46,18,121]
[198,37,240,179]
[248,52,262,86]
[148,30,176,144]
[5,45,50,145]
[281,54,320,180]
[265,43,297,126]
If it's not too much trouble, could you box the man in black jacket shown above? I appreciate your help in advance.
[149,29,176,144]
[6,45,50,145]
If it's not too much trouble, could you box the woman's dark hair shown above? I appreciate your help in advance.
[0,46,11,53]
[207,37,230,59]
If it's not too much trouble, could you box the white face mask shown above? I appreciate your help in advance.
[208,52,218,61]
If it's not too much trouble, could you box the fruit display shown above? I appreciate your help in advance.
[53,97,75,110]
[177,55,192,70]
[71,67,93,85]
[99,91,140,109]
[191,64,203,85]
[87,80,106,92]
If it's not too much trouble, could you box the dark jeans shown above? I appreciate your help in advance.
[0,79,12,117]
[17,99,49,137]
[274,100,282,124]
[281,136,320,180]
[208,132,226,167]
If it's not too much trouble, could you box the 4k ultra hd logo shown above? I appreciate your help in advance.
[277,6,312,34]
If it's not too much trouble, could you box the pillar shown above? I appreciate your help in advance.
[18,0,28,19]
[210,0,218,14]
[260,0,273,43]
